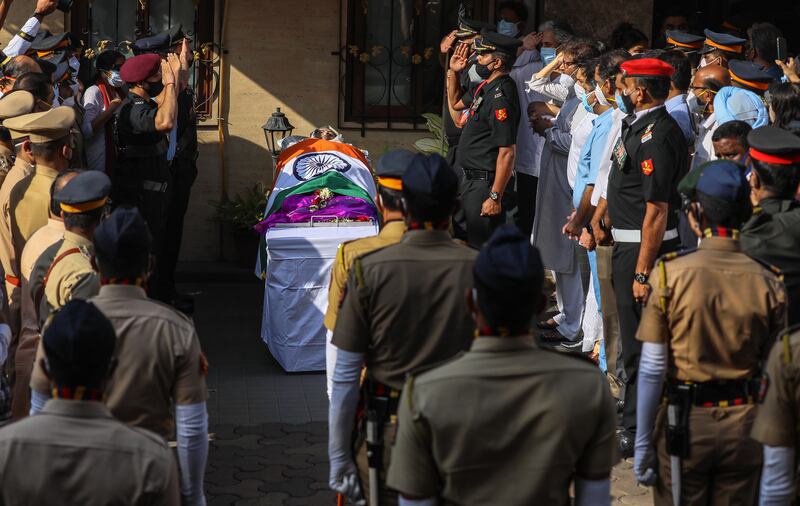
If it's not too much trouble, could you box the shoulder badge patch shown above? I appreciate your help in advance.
[641,158,654,175]
[495,108,508,122]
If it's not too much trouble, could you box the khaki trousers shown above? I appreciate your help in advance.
[595,245,622,398]
[356,421,398,506]
[654,403,762,506]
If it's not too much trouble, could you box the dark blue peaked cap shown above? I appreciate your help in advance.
[474,225,545,294]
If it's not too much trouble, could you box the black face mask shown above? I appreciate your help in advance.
[619,91,636,115]
[475,60,495,79]
[146,80,165,97]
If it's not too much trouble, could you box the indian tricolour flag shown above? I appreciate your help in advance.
[264,138,377,213]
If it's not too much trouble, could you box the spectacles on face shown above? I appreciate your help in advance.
[560,60,577,67]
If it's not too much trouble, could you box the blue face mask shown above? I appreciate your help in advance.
[497,20,519,37]
[540,47,557,65]
[581,92,594,113]
[615,91,629,114]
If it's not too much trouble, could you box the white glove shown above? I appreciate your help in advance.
[634,444,658,486]
[329,459,365,505]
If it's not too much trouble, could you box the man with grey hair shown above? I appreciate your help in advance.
[538,19,574,49]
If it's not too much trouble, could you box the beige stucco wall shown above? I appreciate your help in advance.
[186,1,427,261]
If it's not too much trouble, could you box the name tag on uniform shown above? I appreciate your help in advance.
[612,137,627,167]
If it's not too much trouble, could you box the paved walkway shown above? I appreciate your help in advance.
[187,268,652,505]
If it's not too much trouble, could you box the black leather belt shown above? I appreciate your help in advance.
[667,378,762,407]
[462,168,495,182]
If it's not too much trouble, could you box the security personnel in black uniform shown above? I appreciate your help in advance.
[114,52,180,302]
[606,58,688,456]
[741,126,800,325]
[441,17,495,168]
[133,26,198,311]
[447,29,521,248]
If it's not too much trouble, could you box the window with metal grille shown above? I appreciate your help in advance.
[70,0,216,120]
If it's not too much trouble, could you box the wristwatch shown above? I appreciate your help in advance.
[634,272,649,285]
[489,191,500,202]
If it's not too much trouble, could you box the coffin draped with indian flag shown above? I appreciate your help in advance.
[255,138,381,371]
[255,138,379,278]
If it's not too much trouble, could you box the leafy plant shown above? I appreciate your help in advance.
[413,113,448,157]
[209,182,271,230]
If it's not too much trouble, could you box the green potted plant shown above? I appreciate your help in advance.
[413,113,448,157]
[209,182,270,268]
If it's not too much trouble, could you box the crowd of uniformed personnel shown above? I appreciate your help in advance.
[0,0,208,504]
[326,4,800,506]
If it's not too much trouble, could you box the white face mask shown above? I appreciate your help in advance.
[106,70,125,88]
[559,72,575,88]
[468,64,483,84]
[69,56,80,74]
[574,83,586,99]
[62,96,76,107]
[594,83,610,106]
[686,90,705,114]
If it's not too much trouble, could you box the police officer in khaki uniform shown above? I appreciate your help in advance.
[328,153,477,505]
[751,325,800,503]
[634,160,787,505]
[10,169,74,419]
[740,126,800,325]
[2,103,69,384]
[323,149,410,397]
[0,299,180,505]
[387,226,618,505]
[31,207,209,504]
[31,170,109,327]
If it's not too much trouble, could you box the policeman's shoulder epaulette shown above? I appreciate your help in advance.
[744,253,784,281]
[658,248,697,264]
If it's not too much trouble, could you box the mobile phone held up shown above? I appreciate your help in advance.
[777,36,787,62]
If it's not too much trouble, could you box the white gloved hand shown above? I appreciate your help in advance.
[634,443,658,486]
[329,459,365,505]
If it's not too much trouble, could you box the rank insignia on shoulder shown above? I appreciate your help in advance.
[641,158,654,175]
[494,91,503,98]
[495,108,507,121]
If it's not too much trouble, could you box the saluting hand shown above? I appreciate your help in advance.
[440,29,458,54]
[34,0,58,15]
[449,42,469,73]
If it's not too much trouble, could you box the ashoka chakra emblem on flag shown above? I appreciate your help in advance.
[293,152,352,181]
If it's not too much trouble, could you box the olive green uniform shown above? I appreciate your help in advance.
[387,335,618,505]
[751,326,800,502]
[741,198,800,325]
[31,284,208,438]
[34,230,99,327]
[332,230,477,504]
[0,399,180,505]
[637,235,787,505]
[323,220,405,331]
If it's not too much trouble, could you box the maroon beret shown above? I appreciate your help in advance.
[119,53,161,83]
[621,58,675,78]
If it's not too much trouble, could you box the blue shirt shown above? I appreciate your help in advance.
[573,108,614,209]
[665,94,695,144]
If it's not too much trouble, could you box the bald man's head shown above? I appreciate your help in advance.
[691,64,731,111]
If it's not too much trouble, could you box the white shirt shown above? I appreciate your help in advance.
[566,106,595,189]
[526,73,572,104]
[4,17,40,58]
[691,112,717,170]
[510,50,545,176]
[593,108,627,205]
[82,85,109,171]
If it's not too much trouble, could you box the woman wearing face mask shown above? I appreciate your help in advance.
[766,82,800,136]
[82,50,126,172]
[527,40,598,104]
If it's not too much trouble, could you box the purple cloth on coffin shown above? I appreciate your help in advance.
[255,194,378,234]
